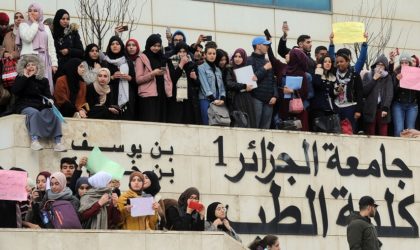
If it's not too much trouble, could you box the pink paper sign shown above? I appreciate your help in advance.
[0,170,28,201]
[400,66,420,91]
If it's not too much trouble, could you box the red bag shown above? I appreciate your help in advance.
[289,92,304,114]
[341,118,353,135]
[1,58,18,88]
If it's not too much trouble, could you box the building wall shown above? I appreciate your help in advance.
[2,0,419,64]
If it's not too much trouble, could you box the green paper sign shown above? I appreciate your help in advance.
[87,147,125,180]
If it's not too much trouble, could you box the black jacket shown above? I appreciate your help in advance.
[347,212,382,250]
[54,30,84,68]
[165,205,204,231]
[247,52,278,103]
[11,75,52,113]
[311,69,338,113]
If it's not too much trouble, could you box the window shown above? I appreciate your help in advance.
[212,0,331,12]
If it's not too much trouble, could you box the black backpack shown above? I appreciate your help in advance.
[230,111,249,128]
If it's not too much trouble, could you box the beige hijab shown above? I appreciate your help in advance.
[93,68,111,105]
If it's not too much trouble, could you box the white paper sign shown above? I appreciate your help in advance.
[130,197,155,217]
[234,65,257,89]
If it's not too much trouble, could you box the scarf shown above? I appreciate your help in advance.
[93,69,111,105]
[79,187,111,229]
[142,171,161,197]
[125,38,140,62]
[231,48,247,69]
[16,3,46,51]
[143,34,164,70]
[84,43,100,68]
[46,187,73,201]
[52,9,69,40]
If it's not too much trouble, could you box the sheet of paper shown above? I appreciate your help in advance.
[87,147,125,180]
[401,65,420,91]
[130,197,155,217]
[234,65,257,89]
[284,76,303,99]
[332,22,365,44]
[0,170,28,201]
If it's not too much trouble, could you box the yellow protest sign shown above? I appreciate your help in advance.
[332,22,365,44]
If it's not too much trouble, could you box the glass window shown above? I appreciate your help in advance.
[214,0,331,12]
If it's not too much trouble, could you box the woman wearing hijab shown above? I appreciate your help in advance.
[282,48,310,131]
[25,171,51,226]
[17,3,58,94]
[165,187,205,231]
[79,172,121,229]
[86,67,119,119]
[226,48,257,128]
[31,172,80,228]
[52,9,84,74]
[81,43,103,85]
[205,202,241,242]
[1,12,24,59]
[136,34,173,122]
[142,171,166,227]
[102,36,136,120]
[117,171,160,230]
[167,42,201,124]
[12,55,65,151]
[54,58,88,118]
[75,177,90,199]
[125,38,141,65]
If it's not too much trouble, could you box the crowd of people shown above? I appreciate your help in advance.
[1,3,420,150]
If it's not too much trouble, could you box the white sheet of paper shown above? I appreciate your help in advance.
[234,65,257,89]
[130,197,155,217]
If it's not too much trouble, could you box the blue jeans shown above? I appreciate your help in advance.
[200,99,210,125]
[392,101,418,136]
[253,98,273,129]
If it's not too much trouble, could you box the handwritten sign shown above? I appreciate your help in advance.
[87,147,125,180]
[0,170,28,201]
[400,65,420,91]
[130,196,155,217]
[332,22,365,44]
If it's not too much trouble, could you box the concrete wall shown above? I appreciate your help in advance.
[0,229,246,250]
[1,0,420,63]
[0,115,419,249]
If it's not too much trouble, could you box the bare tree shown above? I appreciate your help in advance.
[338,0,400,68]
[76,0,147,49]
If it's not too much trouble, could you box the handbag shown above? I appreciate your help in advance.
[278,119,302,131]
[313,114,341,133]
[1,58,18,88]
[208,103,231,126]
[289,92,304,114]
[341,118,353,135]
[231,110,249,128]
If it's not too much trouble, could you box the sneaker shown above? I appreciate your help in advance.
[54,143,67,152]
[31,140,43,151]
[73,112,81,118]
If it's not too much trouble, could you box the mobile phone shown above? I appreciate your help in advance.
[264,29,271,39]
[204,35,212,42]
[188,201,203,211]
[122,25,129,31]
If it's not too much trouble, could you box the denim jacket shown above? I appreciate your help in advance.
[197,62,226,100]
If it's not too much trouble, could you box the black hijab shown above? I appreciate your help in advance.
[84,43,100,68]
[106,36,126,60]
[174,42,190,55]
[143,34,165,70]
[142,171,161,197]
[207,201,229,232]
[53,9,69,40]
[178,187,200,210]
[63,58,83,104]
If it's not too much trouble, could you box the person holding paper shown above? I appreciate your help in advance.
[248,36,278,129]
[390,53,419,136]
[333,52,363,133]
[282,48,309,131]
[79,171,121,229]
[11,55,65,152]
[117,171,160,230]
[362,54,394,136]
[226,48,257,128]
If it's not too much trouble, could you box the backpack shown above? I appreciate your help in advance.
[41,200,82,229]
[1,58,18,88]
[230,111,249,128]
[208,103,231,126]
